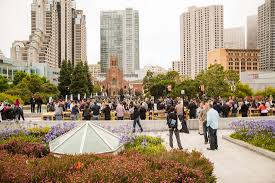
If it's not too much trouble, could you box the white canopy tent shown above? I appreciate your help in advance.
[49,122,123,155]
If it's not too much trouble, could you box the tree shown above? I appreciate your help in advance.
[255,87,275,98]
[0,75,9,92]
[6,74,59,104]
[13,71,28,85]
[58,60,72,97]
[196,64,230,97]
[234,83,254,98]
[172,79,200,99]
[83,61,93,95]
[70,62,89,97]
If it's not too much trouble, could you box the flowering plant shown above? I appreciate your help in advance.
[230,120,275,152]
[43,123,78,143]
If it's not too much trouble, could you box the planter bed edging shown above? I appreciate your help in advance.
[222,135,275,161]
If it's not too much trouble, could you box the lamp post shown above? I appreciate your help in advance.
[181,89,185,114]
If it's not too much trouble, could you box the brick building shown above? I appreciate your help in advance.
[101,56,129,96]
[208,48,260,73]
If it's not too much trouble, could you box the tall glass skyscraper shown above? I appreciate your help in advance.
[100,8,139,75]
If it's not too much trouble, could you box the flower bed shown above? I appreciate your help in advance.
[0,124,216,182]
[230,120,275,152]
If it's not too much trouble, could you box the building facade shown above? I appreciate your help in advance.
[88,63,101,82]
[0,53,59,85]
[246,15,257,49]
[208,48,260,73]
[258,0,275,71]
[101,57,129,96]
[73,10,87,64]
[224,27,245,49]
[11,0,87,68]
[100,8,139,75]
[241,71,275,92]
[180,6,224,78]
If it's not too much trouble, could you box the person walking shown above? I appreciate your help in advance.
[17,106,25,121]
[132,105,143,133]
[167,106,183,150]
[36,96,43,113]
[206,102,219,150]
[30,96,36,113]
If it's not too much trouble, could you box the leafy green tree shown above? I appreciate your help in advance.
[255,87,275,98]
[70,62,89,97]
[172,79,200,99]
[234,83,254,98]
[6,74,59,104]
[83,61,93,95]
[0,75,9,92]
[196,64,230,97]
[13,71,28,85]
[58,60,72,97]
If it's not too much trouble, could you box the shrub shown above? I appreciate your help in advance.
[0,147,216,182]
[29,126,50,138]
[67,151,215,183]
[1,140,49,158]
[124,135,166,155]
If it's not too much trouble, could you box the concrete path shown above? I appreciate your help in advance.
[146,130,275,183]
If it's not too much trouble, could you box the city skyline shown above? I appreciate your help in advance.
[0,0,264,69]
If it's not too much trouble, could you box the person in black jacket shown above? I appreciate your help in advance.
[132,105,143,133]
[83,104,92,120]
[91,102,100,120]
[30,96,36,113]
[139,106,147,120]
[167,106,183,150]
[188,100,197,119]
[102,104,111,120]
[239,101,249,117]
[36,96,43,113]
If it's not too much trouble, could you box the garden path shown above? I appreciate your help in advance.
[147,130,275,183]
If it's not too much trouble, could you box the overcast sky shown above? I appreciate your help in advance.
[0,0,264,68]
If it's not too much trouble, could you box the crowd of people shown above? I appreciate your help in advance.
[0,94,273,150]
[0,99,24,122]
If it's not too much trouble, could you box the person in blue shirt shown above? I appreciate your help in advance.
[206,101,219,150]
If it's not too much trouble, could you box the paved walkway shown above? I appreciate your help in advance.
[146,130,275,183]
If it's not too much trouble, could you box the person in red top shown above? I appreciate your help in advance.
[258,102,269,116]
[14,99,20,107]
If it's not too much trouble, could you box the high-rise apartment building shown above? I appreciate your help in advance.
[73,10,87,64]
[224,27,245,49]
[258,0,275,71]
[180,6,224,78]
[11,0,87,68]
[246,15,257,49]
[100,8,139,75]
[61,0,73,63]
